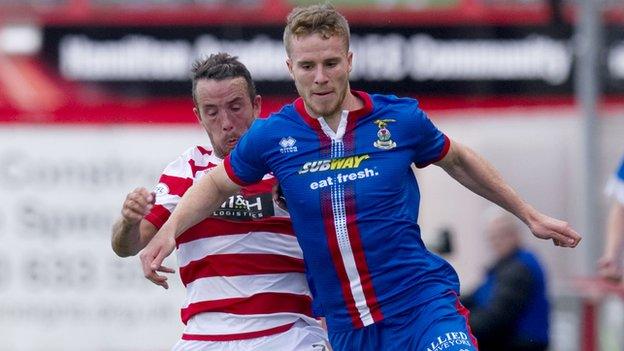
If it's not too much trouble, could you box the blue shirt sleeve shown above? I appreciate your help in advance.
[224,119,271,186]
[606,155,624,204]
[410,105,450,168]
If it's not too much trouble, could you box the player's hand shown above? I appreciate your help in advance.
[139,228,176,289]
[527,212,581,248]
[598,255,623,282]
[121,187,155,225]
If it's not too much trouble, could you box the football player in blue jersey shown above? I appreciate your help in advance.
[598,155,624,282]
[140,4,582,350]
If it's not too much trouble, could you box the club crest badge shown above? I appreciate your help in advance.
[373,119,397,150]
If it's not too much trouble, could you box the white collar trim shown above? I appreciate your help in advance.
[318,110,349,141]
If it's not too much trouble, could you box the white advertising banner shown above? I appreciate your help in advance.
[2,113,624,351]
[0,125,206,351]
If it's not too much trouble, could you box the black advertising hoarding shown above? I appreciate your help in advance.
[41,23,624,97]
[605,25,624,95]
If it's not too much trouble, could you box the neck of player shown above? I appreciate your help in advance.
[321,91,364,132]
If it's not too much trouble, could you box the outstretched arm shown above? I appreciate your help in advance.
[435,140,581,248]
[598,202,624,281]
[111,188,158,257]
[139,164,241,288]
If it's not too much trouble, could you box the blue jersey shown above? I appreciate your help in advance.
[607,156,624,204]
[225,91,460,332]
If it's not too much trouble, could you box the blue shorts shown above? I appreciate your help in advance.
[328,291,478,351]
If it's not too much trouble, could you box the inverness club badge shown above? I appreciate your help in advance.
[373,119,397,150]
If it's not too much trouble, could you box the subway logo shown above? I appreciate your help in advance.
[298,154,371,174]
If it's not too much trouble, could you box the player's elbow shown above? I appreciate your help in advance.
[111,240,139,258]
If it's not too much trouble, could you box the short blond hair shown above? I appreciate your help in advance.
[283,3,350,56]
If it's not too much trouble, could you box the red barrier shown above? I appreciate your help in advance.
[573,277,624,351]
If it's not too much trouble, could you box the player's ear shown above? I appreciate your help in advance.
[253,95,262,118]
[347,51,353,73]
[193,107,202,123]
[286,58,295,80]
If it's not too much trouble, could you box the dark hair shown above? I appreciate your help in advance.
[191,53,256,105]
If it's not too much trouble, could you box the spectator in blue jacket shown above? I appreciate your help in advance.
[462,210,549,351]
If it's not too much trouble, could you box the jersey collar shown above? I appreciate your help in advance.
[294,90,373,135]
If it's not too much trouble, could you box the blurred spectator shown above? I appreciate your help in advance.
[462,210,549,351]
[598,155,624,282]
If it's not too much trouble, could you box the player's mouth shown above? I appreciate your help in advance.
[226,137,239,147]
[313,91,333,98]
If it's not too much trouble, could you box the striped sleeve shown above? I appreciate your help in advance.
[145,146,216,228]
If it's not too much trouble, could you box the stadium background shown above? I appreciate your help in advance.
[0,0,623,350]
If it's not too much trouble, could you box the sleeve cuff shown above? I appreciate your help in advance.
[144,204,171,229]
[223,154,253,187]
[415,134,451,169]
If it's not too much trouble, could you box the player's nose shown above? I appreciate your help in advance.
[221,115,234,131]
[314,66,329,85]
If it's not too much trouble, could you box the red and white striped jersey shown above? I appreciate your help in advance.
[144,145,315,342]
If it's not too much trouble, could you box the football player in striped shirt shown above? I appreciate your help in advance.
[111,53,329,350]
[139,4,581,351]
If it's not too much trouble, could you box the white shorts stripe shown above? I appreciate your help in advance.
[173,319,328,351]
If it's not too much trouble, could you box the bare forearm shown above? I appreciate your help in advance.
[437,141,580,247]
[439,142,535,224]
[111,218,142,257]
[164,165,239,239]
